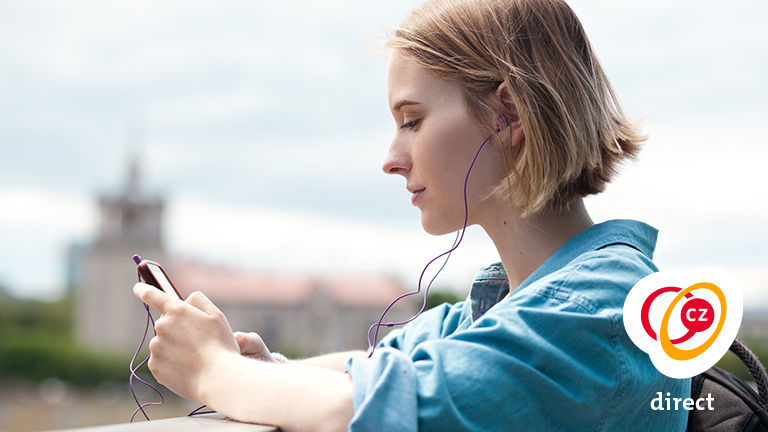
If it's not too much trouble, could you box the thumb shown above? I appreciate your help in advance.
[234,331,266,354]
[233,332,272,361]
[234,331,249,352]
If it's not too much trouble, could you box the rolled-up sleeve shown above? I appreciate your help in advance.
[347,290,623,432]
[347,347,419,431]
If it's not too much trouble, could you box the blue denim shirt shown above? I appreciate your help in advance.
[346,220,690,431]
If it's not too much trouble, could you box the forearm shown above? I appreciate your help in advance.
[200,352,354,432]
[294,350,368,372]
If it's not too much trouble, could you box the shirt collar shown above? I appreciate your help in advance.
[518,219,657,292]
[468,219,657,320]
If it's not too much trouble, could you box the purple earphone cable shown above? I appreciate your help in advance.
[129,254,212,421]
[129,254,165,422]
[367,118,508,356]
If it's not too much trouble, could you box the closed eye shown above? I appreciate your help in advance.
[400,119,420,130]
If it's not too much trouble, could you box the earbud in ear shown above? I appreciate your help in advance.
[495,116,510,132]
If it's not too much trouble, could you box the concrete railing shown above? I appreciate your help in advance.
[48,414,278,432]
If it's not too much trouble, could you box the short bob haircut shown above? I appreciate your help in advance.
[388,0,646,217]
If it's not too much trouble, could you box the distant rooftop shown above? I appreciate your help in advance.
[169,259,408,307]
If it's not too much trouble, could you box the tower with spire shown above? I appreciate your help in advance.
[74,159,166,352]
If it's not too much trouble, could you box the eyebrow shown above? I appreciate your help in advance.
[392,99,421,111]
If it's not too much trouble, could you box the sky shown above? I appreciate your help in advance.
[0,0,766,310]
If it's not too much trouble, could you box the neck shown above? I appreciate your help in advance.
[479,198,594,291]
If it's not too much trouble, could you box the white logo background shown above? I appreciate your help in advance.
[624,268,743,379]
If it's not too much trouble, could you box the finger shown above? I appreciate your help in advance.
[234,332,248,353]
[185,291,223,317]
[133,282,180,314]
[235,332,264,355]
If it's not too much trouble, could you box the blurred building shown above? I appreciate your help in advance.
[72,161,167,352]
[171,261,412,356]
[70,162,415,356]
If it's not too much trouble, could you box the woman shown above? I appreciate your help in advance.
[134,0,690,430]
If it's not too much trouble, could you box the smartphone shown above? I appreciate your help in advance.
[133,255,185,301]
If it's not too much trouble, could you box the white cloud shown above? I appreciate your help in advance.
[0,0,765,309]
[0,188,95,231]
[0,188,95,298]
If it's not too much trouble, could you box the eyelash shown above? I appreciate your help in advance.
[400,119,420,130]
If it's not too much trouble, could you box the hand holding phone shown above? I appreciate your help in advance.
[133,254,184,301]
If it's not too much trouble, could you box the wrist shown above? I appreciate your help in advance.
[196,350,242,406]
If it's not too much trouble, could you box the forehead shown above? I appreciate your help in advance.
[386,51,464,111]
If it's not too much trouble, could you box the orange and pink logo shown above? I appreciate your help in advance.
[624,268,743,379]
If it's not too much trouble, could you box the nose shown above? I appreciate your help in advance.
[382,137,411,176]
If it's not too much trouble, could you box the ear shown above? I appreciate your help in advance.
[495,82,524,147]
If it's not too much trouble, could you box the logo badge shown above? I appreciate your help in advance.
[624,268,743,378]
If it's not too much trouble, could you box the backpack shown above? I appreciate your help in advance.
[687,339,768,432]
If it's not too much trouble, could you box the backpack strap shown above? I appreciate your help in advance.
[687,340,768,431]
[731,339,768,409]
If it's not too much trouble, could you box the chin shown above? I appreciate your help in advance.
[420,213,463,236]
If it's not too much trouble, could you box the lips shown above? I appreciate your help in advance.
[408,186,425,205]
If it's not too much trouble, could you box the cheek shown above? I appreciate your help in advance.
[430,123,484,173]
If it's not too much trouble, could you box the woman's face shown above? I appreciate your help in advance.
[383,52,505,235]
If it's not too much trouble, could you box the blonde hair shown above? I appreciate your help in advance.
[388,0,646,217]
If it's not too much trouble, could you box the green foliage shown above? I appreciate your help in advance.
[0,296,128,387]
[0,296,72,337]
[277,345,303,361]
[425,290,464,310]
[716,339,768,383]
